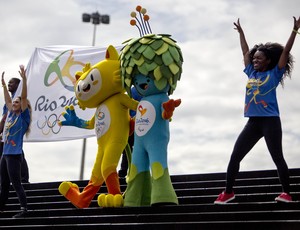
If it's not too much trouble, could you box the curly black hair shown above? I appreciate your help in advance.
[249,42,294,86]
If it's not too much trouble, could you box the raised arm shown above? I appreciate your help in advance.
[234,18,250,67]
[278,16,300,69]
[1,72,13,111]
[18,65,28,111]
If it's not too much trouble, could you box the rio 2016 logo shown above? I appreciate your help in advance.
[36,49,86,136]
[44,49,85,92]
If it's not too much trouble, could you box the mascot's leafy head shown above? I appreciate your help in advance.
[120,5,183,97]
[75,45,123,109]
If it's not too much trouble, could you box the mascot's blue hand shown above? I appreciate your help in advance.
[59,105,88,128]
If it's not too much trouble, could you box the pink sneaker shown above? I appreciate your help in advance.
[275,192,292,203]
[214,191,235,204]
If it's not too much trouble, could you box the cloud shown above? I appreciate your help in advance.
[1,0,300,182]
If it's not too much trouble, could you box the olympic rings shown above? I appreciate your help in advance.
[37,113,62,135]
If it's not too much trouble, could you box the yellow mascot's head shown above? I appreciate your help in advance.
[74,45,123,110]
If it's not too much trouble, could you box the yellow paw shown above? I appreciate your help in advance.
[97,194,106,207]
[58,181,79,196]
[114,194,124,207]
[97,194,124,207]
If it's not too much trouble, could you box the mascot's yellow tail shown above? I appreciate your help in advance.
[58,181,101,208]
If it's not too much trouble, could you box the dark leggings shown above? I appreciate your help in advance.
[0,142,29,183]
[225,117,290,194]
[0,154,27,210]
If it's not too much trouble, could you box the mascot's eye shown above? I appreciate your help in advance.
[147,79,150,83]
[77,85,80,92]
[90,74,94,81]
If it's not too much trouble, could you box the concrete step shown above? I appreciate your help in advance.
[0,168,300,229]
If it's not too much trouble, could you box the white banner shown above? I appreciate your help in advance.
[19,45,122,142]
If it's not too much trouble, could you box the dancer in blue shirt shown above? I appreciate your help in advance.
[0,77,29,183]
[215,16,300,204]
[0,65,31,218]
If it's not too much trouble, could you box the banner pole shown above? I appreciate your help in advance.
[79,22,97,180]
[79,138,86,180]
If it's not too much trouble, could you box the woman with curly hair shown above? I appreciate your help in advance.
[215,16,300,204]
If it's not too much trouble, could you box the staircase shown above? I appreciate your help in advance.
[1,168,300,229]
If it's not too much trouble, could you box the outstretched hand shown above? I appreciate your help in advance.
[233,18,243,33]
[293,16,300,30]
[58,105,88,128]
[162,99,181,120]
[18,65,26,80]
[1,72,5,86]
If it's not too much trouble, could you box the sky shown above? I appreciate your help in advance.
[1,0,300,183]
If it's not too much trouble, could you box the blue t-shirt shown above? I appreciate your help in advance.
[243,64,285,117]
[3,108,30,155]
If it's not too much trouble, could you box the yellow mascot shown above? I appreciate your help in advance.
[58,45,138,208]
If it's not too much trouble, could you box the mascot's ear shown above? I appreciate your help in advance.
[106,45,119,60]
[75,71,82,81]
[75,63,91,80]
